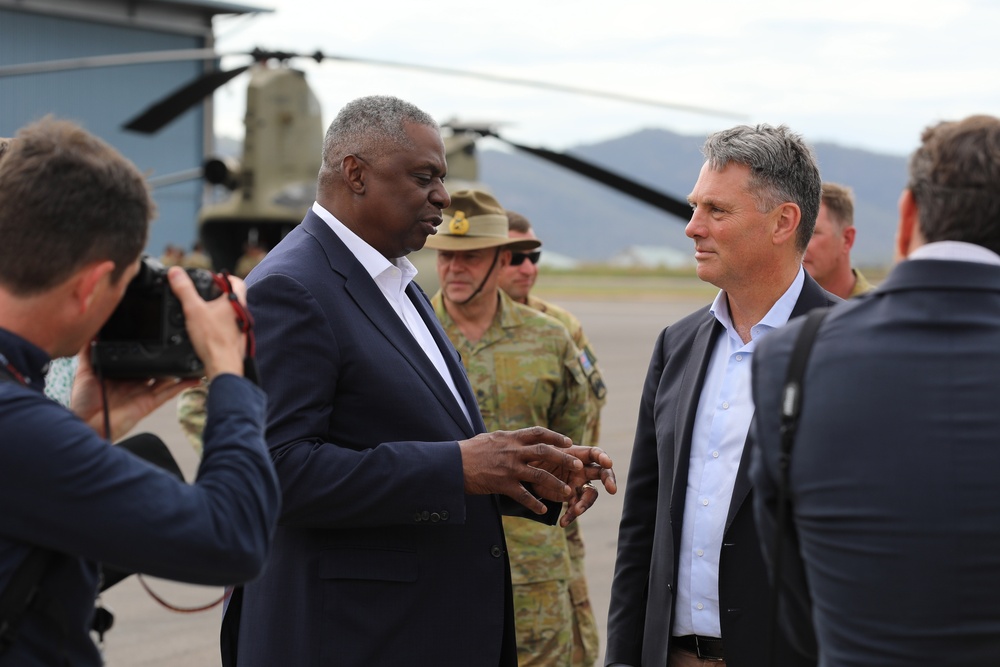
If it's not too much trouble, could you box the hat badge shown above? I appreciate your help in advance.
[449,211,470,235]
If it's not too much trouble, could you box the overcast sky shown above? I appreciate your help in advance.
[211,0,1000,157]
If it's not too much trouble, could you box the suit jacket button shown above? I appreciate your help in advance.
[490,545,503,558]
[440,511,449,521]
[430,512,441,523]
[421,511,430,521]
[413,512,423,522]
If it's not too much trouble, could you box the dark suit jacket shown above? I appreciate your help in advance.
[232,211,556,667]
[751,258,1000,665]
[606,272,834,667]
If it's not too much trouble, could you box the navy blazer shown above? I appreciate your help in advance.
[234,211,552,666]
[752,259,1000,665]
[0,328,277,667]
[607,272,834,667]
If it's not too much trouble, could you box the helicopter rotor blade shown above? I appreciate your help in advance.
[321,53,745,121]
[123,65,251,134]
[146,167,205,189]
[1,47,745,134]
[493,134,692,221]
[0,48,241,78]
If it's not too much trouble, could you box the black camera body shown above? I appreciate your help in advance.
[92,256,222,379]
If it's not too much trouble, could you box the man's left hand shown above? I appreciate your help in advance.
[531,445,616,526]
[72,348,197,441]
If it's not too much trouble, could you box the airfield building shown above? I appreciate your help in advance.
[0,0,267,255]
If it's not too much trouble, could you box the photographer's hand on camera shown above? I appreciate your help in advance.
[72,350,195,441]
[71,268,248,441]
[167,266,246,380]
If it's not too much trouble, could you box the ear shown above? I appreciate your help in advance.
[772,202,801,246]
[895,189,921,261]
[498,248,512,269]
[72,260,116,314]
[842,225,856,251]
[341,155,367,195]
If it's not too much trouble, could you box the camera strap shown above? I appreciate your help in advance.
[766,306,829,666]
[212,272,259,385]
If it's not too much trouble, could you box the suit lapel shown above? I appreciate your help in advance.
[407,284,485,436]
[305,214,479,437]
[671,316,721,520]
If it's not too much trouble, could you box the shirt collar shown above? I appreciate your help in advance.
[431,290,516,334]
[908,240,1000,266]
[311,201,419,288]
[497,289,528,330]
[0,327,51,390]
[710,266,806,344]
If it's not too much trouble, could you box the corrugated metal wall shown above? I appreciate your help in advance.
[0,8,207,257]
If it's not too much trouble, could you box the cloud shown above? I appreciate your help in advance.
[211,0,1000,155]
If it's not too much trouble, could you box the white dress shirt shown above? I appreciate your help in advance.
[311,202,473,428]
[672,267,805,638]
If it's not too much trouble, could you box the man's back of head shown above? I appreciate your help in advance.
[907,115,1000,252]
[0,118,151,296]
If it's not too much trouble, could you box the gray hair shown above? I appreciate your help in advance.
[320,96,438,178]
[702,124,821,253]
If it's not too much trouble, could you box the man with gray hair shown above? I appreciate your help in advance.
[231,95,615,667]
[607,124,835,667]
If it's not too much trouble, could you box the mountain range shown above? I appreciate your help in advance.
[478,128,910,267]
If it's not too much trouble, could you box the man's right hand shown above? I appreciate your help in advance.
[168,267,246,379]
[459,427,588,515]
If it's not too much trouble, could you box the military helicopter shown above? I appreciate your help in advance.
[0,48,737,275]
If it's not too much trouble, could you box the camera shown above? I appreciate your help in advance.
[91,256,222,379]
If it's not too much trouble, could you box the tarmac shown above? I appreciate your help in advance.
[98,292,713,666]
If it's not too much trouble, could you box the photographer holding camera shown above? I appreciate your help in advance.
[0,118,280,666]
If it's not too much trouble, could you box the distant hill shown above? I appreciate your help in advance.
[479,128,908,267]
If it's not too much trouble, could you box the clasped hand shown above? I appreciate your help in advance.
[459,426,616,526]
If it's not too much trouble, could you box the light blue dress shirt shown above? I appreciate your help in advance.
[672,267,805,638]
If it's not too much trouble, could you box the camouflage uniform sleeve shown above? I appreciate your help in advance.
[554,337,601,666]
[176,383,209,457]
[549,338,590,447]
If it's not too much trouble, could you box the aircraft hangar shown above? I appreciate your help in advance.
[0,0,267,256]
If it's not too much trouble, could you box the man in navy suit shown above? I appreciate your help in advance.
[752,116,1000,665]
[234,95,615,667]
[607,124,835,667]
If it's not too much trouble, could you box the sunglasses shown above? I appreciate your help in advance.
[509,251,541,266]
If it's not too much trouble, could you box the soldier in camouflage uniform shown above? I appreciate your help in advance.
[176,381,209,455]
[425,190,591,667]
[499,211,604,667]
